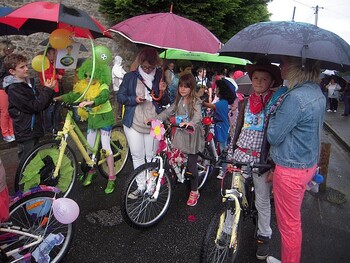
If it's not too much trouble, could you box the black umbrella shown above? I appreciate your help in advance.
[219,21,350,71]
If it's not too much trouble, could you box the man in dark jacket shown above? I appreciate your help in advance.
[3,53,56,163]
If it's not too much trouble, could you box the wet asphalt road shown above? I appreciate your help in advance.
[1,128,350,263]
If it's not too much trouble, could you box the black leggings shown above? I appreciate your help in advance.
[186,154,199,191]
[328,98,338,111]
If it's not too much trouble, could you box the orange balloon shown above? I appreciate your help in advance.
[32,55,50,72]
[49,29,72,49]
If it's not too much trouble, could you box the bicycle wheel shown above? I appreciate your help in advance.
[5,190,75,263]
[201,204,242,263]
[15,140,78,197]
[121,162,173,229]
[98,124,129,179]
[197,145,214,190]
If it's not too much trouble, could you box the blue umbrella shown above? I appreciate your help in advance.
[219,21,350,71]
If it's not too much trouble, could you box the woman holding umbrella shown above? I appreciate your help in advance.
[117,47,169,199]
[266,56,326,263]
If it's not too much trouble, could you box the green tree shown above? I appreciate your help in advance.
[99,0,271,43]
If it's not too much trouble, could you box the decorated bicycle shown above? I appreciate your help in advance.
[15,56,129,196]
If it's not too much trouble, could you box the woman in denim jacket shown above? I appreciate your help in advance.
[117,47,169,198]
[266,56,326,263]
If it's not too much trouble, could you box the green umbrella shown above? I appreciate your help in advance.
[159,49,250,65]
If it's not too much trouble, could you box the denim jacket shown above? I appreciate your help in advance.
[117,68,170,128]
[267,82,326,169]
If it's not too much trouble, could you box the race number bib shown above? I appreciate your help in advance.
[243,111,265,131]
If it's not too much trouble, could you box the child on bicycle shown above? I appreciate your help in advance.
[153,73,205,206]
[202,78,236,179]
[55,58,116,194]
[230,58,282,260]
[0,157,9,222]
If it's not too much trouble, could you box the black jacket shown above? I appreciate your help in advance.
[4,76,54,142]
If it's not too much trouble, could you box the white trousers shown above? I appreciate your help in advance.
[123,125,159,188]
[253,170,272,238]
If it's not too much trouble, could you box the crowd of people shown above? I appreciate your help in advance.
[0,40,347,263]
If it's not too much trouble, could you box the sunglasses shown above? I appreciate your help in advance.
[84,73,92,78]
[141,64,156,71]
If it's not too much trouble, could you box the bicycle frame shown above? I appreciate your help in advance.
[215,165,252,248]
[0,186,61,262]
[52,109,121,179]
[0,224,44,261]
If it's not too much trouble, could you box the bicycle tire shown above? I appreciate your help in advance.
[98,124,129,179]
[197,145,214,190]
[6,190,75,263]
[200,204,242,263]
[15,140,78,197]
[121,162,173,229]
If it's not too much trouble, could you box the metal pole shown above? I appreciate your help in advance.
[313,5,324,26]
[292,6,296,22]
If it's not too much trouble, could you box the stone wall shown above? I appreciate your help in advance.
[1,0,140,90]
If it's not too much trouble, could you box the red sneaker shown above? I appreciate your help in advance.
[187,191,200,206]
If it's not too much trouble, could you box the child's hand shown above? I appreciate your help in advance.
[179,122,194,132]
[79,101,94,108]
[266,170,274,182]
[44,79,57,89]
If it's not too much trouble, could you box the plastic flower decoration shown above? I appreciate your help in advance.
[150,119,165,141]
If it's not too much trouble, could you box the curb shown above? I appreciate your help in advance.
[323,121,350,153]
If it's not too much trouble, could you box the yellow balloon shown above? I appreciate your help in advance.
[49,29,72,49]
[31,55,50,72]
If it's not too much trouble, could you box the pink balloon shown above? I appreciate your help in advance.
[53,198,80,224]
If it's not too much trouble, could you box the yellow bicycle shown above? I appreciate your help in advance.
[15,102,129,197]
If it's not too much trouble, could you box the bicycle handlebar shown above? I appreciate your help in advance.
[52,101,92,112]
[147,120,194,132]
[224,160,272,170]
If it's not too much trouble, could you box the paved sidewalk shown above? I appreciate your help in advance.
[323,101,350,151]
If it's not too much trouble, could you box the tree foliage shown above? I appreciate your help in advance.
[99,0,272,43]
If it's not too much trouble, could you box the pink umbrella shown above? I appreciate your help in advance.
[107,7,222,53]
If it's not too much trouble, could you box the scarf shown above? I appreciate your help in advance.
[138,65,156,101]
[249,90,273,114]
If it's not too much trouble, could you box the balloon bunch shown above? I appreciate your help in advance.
[32,29,73,72]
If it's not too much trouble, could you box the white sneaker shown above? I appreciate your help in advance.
[266,256,281,263]
[3,136,15,143]
[327,109,332,112]
[217,169,224,179]
[334,110,337,113]
[128,189,144,199]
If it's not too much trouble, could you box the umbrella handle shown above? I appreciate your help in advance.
[151,49,166,101]
[151,90,163,101]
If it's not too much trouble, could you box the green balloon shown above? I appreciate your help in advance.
[94,45,112,64]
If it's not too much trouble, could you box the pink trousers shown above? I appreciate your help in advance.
[273,164,317,263]
[0,90,14,137]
